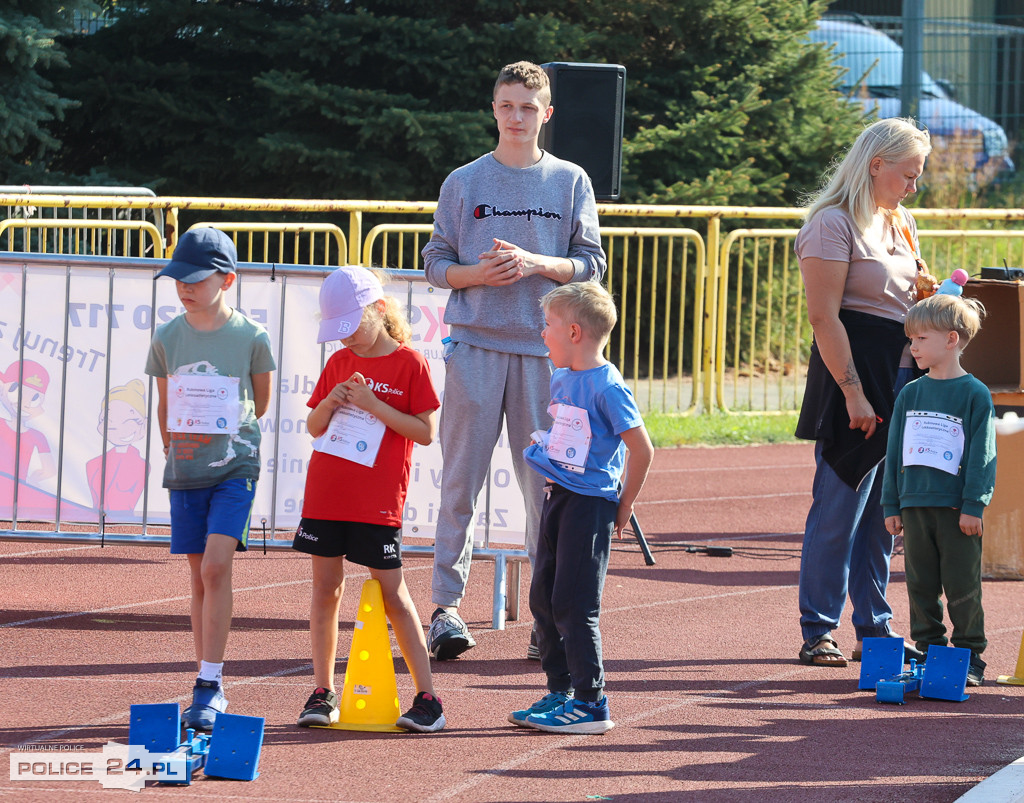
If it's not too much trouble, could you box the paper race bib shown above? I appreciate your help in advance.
[167,374,240,434]
[902,410,964,476]
[544,403,592,474]
[312,403,386,468]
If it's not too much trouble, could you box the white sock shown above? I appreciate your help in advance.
[198,661,223,683]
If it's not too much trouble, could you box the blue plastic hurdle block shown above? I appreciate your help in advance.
[129,703,181,753]
[919,645,971,702]
[876,660,924,704]
[158,729,211,785]
[859,637,905,690]
[204,712,265,781]
[129,703,212,785]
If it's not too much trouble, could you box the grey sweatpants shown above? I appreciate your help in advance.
[431,342,551,608]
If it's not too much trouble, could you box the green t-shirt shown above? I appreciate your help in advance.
[145,310,276,490]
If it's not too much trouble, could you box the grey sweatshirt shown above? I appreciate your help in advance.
[422,151,607,356]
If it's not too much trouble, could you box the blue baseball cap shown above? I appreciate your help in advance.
[156,228,237,283]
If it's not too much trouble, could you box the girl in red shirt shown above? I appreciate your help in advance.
[292,266,444,732]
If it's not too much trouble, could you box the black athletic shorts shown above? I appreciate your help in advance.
[292,518,403,569]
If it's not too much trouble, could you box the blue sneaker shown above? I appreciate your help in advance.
[508,691,572,728]
[182,678,227,731]
[526,696,615,734]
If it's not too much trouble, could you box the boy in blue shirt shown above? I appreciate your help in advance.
[510,281,653,734]
[145,228,276,729]
[881,293,996,686]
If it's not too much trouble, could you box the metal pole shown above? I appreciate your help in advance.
[901,0,924,122]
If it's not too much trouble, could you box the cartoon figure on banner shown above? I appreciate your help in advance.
[86,379,150,516]
[0,359,55,484]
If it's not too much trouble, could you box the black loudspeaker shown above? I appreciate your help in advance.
[539,62,626,201]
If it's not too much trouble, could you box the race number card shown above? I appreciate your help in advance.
[312,402,386,467]
[545,403,592,474]
[167,374,240,434]
[902,410,964,476]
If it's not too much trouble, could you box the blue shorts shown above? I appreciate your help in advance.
[169,478,257,555]
[292,518,402,570]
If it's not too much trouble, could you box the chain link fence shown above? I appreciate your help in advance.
[824,1,1024,191]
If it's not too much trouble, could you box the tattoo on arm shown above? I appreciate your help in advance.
[838,361,861,389]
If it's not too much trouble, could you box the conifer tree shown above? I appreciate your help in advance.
[0,0,98,178]
[45,0,861,206]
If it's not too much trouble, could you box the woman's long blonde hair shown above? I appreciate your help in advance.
[804,118,932,231]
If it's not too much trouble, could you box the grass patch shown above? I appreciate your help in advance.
[644,411,800,447]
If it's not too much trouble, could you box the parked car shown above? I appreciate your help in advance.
[809,18,1014,181]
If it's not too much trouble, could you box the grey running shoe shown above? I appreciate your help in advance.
[428,607,476,660]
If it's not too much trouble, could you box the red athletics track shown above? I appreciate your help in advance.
[2,442,1024,802]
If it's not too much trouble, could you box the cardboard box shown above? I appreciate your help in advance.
[983,425,1024,580]
[962,279,1024,392]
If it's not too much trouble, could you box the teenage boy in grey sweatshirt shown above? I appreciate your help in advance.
[422,60,607,659]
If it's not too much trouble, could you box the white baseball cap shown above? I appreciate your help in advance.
[317,266,385,344]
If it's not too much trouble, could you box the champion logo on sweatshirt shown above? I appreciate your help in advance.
[473,204,562,221]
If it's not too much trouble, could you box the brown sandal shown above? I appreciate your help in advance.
[799,636,848,667]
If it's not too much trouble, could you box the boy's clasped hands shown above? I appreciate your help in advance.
[477,238,526,285]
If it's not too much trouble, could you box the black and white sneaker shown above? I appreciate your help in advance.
[396,692,446,733]
[297,687,339,727]
[967,653,986,687]
[428,608,476,660]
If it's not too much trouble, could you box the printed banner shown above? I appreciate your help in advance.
[0,259,527,546]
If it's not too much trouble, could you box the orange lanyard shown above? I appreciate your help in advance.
[894,213,927,273]
[894,215,921,259]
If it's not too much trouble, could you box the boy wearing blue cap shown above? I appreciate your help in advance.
[145,227,276,730]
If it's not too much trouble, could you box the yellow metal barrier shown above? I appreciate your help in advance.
[716,226,1024,415]
[0,218,163,258]
[917,228,1024,277]
[362,223,433,270]
[717,229,803,414]
[191,221,347,265]
[602,227,705,414]
[3,193,1023,414]
[361,223,707,413]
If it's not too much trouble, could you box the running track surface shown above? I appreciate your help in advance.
[3,443,1024,802]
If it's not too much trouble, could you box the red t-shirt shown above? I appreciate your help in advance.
[301,344,439,527]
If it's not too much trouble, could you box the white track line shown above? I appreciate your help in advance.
[426,666,811,802]
[642,491,808,505]
[957,757,1024,802]
[1,544,103,558]
[651,463,810,474]
[1,663,313,755]
[1,578,313,629]
[2,564,431,630]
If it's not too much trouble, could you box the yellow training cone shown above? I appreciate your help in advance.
[997,630,1024,686]
[326,578,402,731]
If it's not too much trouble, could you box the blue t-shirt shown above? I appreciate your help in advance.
[523,362,644,501]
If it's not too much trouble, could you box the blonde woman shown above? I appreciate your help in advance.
[795,118,932,667]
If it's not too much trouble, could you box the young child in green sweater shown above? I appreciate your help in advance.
[881,292,996,686]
